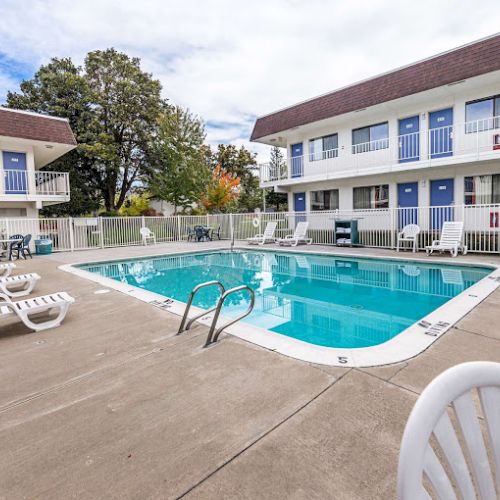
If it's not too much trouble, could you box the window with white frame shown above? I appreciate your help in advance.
[464,175,500,204]
[310,189,339,211]
[353,185,389,209]
[352,123,389,153]
[309,134,338,161]
[465,95,500,133]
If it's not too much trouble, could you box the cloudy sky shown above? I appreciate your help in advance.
[0,0,499,161]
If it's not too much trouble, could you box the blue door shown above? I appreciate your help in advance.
[291,143,303,178]
[430,179,454,229]
[398,116,419,163]
[294,192,306,223]
[429,108,453,159]
[398,182,418,228]
[2,152,27,194]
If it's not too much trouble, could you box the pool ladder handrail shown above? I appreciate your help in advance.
[204,285,255,347]
[177,280,225,334]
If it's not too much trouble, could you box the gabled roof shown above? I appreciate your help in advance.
[0,107,77,145]
[251,34,500,141]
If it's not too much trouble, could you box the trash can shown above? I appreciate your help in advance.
[35,238,53,255]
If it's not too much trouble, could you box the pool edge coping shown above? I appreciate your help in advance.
[59,245,500,368]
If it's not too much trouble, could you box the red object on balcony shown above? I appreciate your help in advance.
[490,212,499,228]
[494,134,500,150]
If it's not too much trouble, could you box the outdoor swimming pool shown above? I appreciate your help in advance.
[79,250,491,350]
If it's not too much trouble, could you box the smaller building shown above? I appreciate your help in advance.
[0,107,76,218]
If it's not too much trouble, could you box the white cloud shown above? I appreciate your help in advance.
[0,72,19,103]
[0,0,499,161]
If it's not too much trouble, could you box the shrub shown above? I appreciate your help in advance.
[141,208,158,216]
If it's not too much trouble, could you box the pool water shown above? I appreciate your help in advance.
[80,250,490,349]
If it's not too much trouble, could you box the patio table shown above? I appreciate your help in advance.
[0,238,23,260]
[195,226,214,241]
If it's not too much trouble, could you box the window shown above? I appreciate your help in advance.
[352,122,389,153]
[465,96,500,133]
[309,134,338,161]
[353,185,389,209]
[464,175,500,204]
[0,208,27,217]
[310,189,339,211]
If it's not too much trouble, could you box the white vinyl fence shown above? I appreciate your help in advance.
[1,204,500,254]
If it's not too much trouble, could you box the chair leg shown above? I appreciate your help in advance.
[21,302,70,332]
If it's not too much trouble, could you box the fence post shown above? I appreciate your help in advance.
[69,217,74,252]
[229,213,234,242]
[390,208,396,249]
[141,215,145,228]
[99,217,104,249]
[176,215,182,242]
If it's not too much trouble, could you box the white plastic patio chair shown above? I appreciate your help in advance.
[397,361,500,500]
[140,227,156,246]
[276,221,312,247]
[426,221,467,257]
[0,272,40,298]
[398,264,421,277]
[0,291,75,331]
[397,224,421,252]
[247,221,277,245]
[0,262,16,278]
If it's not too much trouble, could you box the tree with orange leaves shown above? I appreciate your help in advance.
[200,164,241,213]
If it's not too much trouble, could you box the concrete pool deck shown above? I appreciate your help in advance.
[1,242,500,498]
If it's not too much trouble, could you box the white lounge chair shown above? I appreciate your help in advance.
[0,291,74,331]
[276,221,312,247]
[0,262,16,278]
[396,224,420,252]
[440,268,464,286]
[140,227,156,246]
[0,272,40,298]
[426,221,467,257]
[398,361,500,499]
[247,221,277,245]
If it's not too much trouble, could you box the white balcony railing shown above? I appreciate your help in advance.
[2,170,70,197]
[260,116,500,184]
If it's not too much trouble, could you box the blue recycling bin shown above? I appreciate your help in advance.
[35,238,53,255]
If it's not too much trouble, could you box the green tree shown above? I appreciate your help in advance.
[265,146,288,211]
[147,105,209,213]
[82,49,162,211]
[7,48,163,213]
[208,144,261,212]
[118,193,151,216]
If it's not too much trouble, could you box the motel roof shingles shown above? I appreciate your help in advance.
[0,108,77,145]
[250,34,500,141]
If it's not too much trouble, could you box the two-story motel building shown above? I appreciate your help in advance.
[0,107,75,218]
[251,34,500,220]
